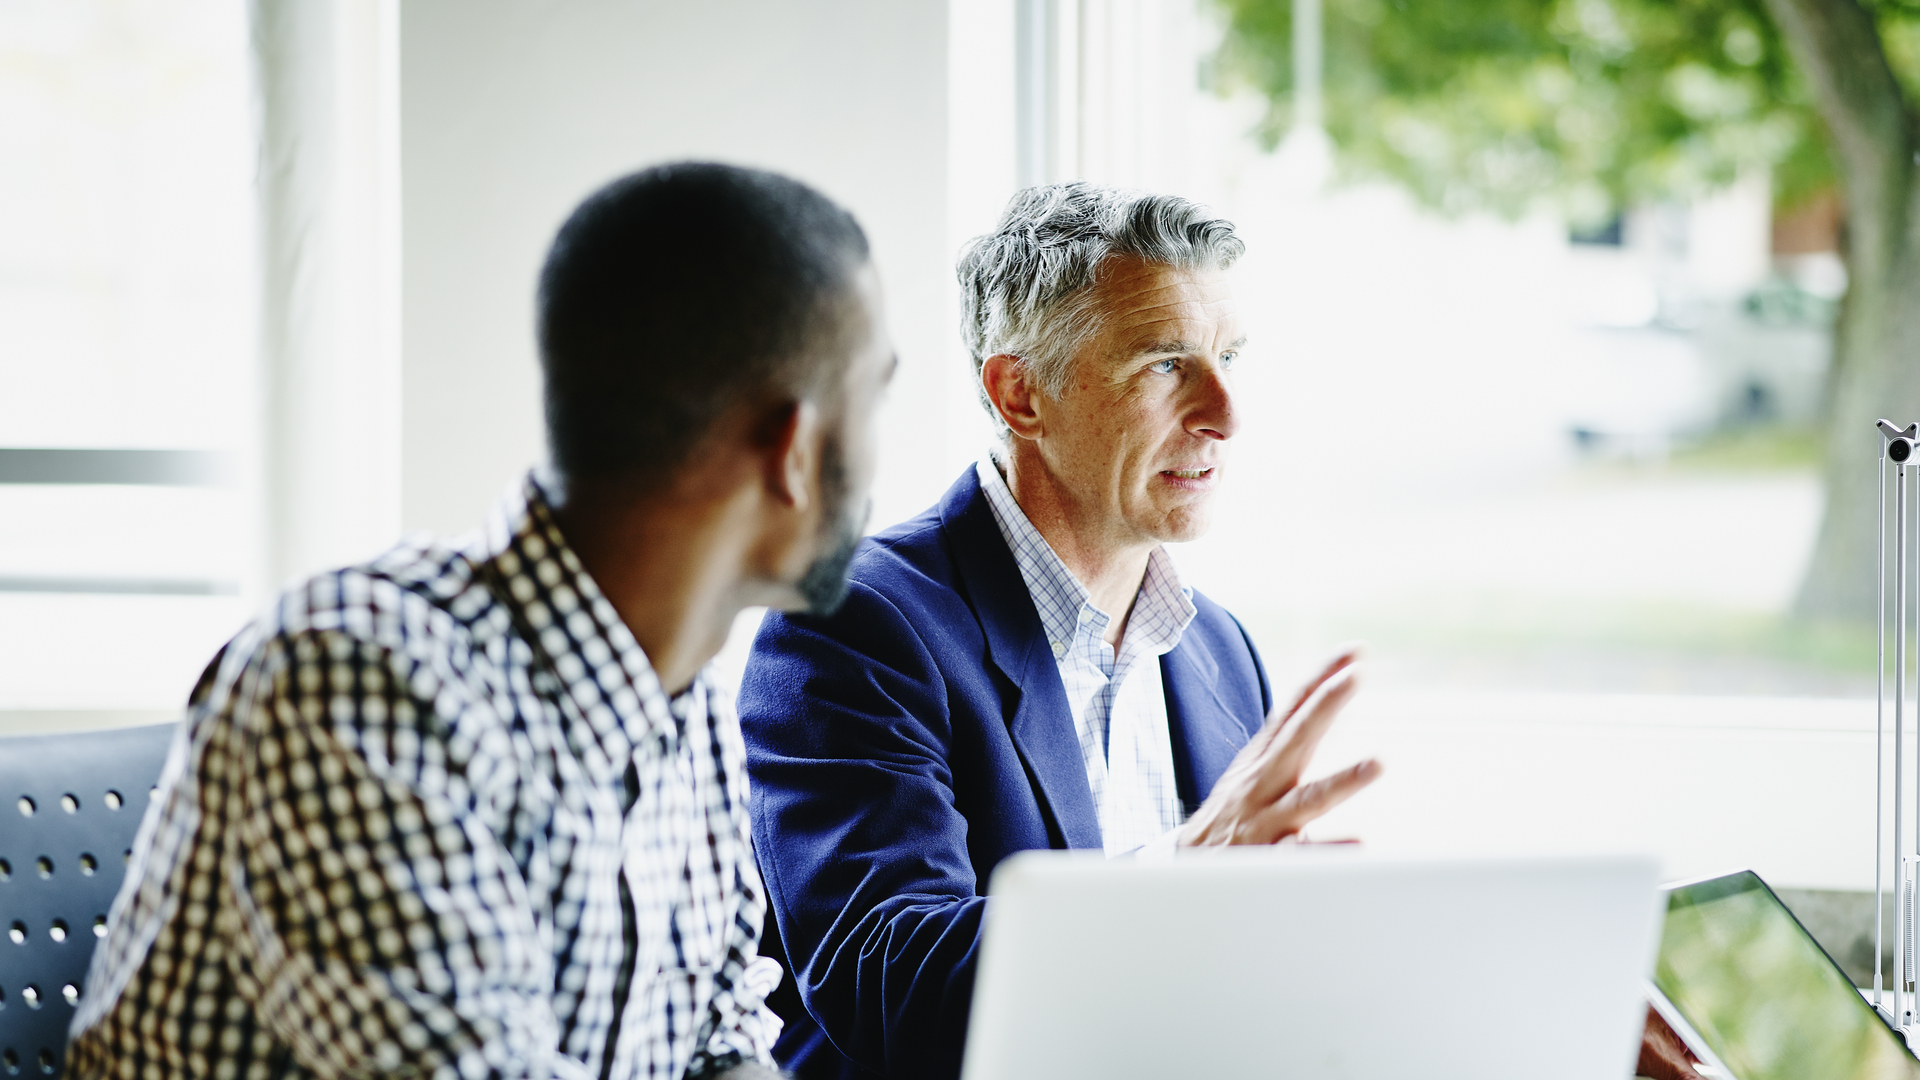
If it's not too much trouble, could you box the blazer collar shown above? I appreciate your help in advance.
[935,466,1258,845]
[938,468,1104,850]
[1160,640,1251,814]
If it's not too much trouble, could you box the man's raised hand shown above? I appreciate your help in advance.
[1177,647,1381,847]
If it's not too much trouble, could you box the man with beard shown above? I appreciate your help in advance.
[67,163,894,1080]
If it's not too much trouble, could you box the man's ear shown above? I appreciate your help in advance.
[764,399,821,514]
[980,354,1045,440]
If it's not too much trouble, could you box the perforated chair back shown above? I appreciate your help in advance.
[0,723,177,1078]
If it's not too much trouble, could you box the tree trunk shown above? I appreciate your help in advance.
[1760,0,1920,624]
[1794,200,1920,623]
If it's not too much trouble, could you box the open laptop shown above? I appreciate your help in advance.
[960,848,1663,1079]
[1648,869,1920,1080]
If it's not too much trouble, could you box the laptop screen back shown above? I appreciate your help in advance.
[962,850,1661,1080]
[1654,870,1917,1080]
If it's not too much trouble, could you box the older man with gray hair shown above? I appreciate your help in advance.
[736,182,1382,1079]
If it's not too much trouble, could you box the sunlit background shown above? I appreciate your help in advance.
[0,0,1904,980]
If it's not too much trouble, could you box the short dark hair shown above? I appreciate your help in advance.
[537,162,871,483]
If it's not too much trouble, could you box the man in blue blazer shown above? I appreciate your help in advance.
[738,183,1383,1079]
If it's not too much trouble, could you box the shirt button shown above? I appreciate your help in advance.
[1051,640,1066,658]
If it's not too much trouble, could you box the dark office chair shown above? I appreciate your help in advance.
[0,723,177,1078]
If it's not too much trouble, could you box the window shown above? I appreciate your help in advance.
[0,0,253,715]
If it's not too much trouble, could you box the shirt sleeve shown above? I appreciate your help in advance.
[224,629,584,1080]
[687,687,786,1072]
[687,922,784,1073]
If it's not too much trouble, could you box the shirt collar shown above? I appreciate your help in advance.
[472,469,689,768]
[1130,543,1198,657]
[975,455,1196,658]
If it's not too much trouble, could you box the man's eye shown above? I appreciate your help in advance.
[1149,358,1178,374]
[1220,351,1237,369]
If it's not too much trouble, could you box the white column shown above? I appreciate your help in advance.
[1268,0,1332,192]
[1023,0,1202,194]
[249,0,403,597]
[1015,0,1051,189]
[1051,0,1080,183]
[1293,0,1323,132]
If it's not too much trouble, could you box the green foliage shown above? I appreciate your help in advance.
[1210,0,1920,220]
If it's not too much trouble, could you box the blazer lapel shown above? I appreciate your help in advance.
[1162,638,1257,814]
[939,469,1104,851]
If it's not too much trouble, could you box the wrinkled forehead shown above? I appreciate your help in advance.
[1087,256,1240,352]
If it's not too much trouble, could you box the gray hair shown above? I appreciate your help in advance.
[956,182,1244,429]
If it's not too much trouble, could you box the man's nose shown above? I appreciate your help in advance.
[1185,362,1238,441]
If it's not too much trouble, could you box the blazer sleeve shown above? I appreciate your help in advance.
[739,577,982,1079]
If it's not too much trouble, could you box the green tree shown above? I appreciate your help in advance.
[1213,0,1920,622]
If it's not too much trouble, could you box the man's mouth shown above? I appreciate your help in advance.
[1162,468,1213,480]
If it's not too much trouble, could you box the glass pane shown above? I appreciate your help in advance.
[0,0,253,712]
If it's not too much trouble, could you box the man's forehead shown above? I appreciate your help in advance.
[1093,258,1240,346]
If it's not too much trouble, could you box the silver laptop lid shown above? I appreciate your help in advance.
[962,848,1661,1080]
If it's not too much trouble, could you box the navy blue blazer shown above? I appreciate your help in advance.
[738,467,1273,1079]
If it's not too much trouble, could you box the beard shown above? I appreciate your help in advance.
[795,432,868,617]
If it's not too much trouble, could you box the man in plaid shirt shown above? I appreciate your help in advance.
[67,163,895,1080]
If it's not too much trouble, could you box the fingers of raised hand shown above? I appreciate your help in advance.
[1249,665,1361,798]
[1186,656,1370,848]
[1246,656,1363,765]
[1245,758,1382,844]
[1275,644,1362,726]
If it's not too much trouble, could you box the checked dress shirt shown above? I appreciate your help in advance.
[66,472,782,1080]
[975,456,1198,856]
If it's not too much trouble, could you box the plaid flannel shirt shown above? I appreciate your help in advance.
[66,471,782,1080]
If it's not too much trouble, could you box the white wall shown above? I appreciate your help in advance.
[399,0,969,537]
